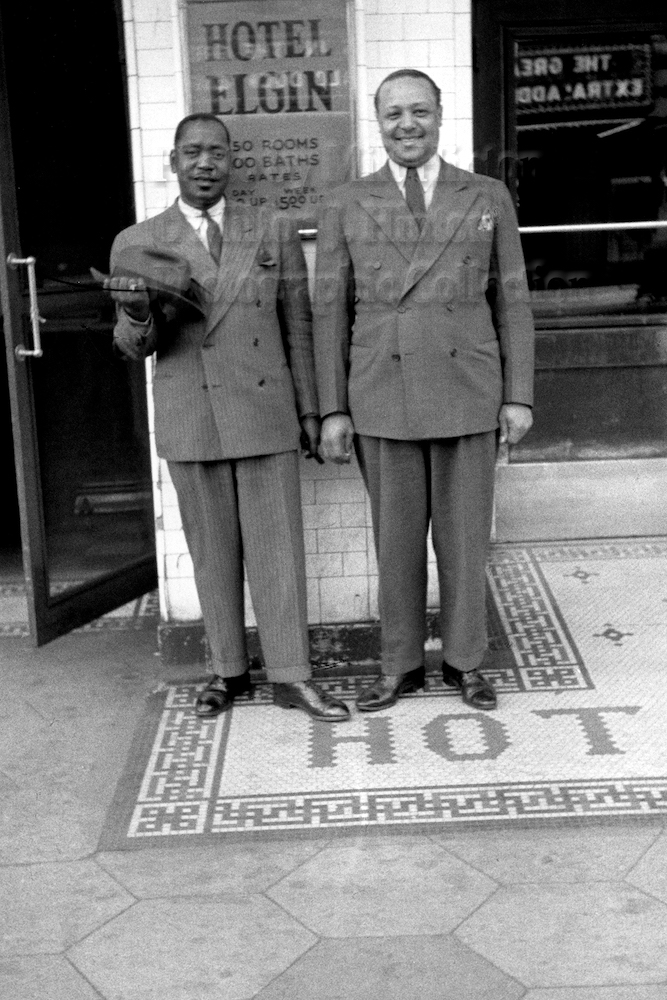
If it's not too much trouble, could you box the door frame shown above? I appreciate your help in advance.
[0,3,157,644]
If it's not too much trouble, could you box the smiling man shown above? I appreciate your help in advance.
[314,70,535,713]
[105,113,350,723]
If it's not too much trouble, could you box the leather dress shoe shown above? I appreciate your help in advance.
[195,671,252,717]
[356,665,425,712]
[273,680,351,722]
[441,661,497,710]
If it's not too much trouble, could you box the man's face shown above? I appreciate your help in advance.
[170,120,230,208]
[376,76,442,168]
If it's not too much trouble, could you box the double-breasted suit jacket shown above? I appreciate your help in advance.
[111,199,318,683]
[111,200,318,459]
[313,158,534,438]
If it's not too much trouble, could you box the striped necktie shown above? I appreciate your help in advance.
[204,210,223,264]
[405,167,426,231]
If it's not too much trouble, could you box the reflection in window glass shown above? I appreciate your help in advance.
[515,34,667,308]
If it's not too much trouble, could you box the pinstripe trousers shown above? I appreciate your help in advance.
[168,451,310,683]
[356,432,497,676]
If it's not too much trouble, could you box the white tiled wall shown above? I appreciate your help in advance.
[358,0,473,173]
[120,0,471,624]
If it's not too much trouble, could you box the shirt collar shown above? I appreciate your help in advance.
[178,195,226,221]
[388,153,441,186]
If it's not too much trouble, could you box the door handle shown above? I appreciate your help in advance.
[7,253,46,359]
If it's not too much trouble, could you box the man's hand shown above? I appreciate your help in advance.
[320,413,355,463]
[300,415,324,464]
[105,275,150,323]
[499,404,533,445]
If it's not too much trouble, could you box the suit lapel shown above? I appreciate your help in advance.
[157,201,219,297]
[354,164,420,263]
[205,201,263,334]
[401,159,482,299]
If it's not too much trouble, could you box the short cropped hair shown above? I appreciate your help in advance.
[173,113,230,147]
[374,69,442,113]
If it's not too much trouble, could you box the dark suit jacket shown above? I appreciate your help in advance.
[313,159,534,440]
[111,200,318,460]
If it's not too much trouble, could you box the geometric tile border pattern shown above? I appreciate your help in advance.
[486,549,593,692]
[100,539,667,845]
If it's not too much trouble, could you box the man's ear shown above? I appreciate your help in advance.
[169,149,177,174]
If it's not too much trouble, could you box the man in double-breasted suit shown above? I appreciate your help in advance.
[108,113,349,722]
[314,70,535,712]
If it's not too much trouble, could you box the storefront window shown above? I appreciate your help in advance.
[515,33,667,312]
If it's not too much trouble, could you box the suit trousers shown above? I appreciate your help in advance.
[355,432,497,675]
[168,451,310,684]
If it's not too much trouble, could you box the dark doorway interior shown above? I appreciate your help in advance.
[2,0,134,279]
[1,0,139,583]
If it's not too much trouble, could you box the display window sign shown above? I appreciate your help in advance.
[186,0,353,224]
[515,44,652,115]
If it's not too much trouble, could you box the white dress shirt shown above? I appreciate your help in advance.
[388,154,441,210]
[178,195,225,249]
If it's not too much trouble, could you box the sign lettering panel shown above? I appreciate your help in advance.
[187,0,353,224]
[515,44,652,115]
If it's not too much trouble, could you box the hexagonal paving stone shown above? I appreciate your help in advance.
[456,883,667,987]
[0,956,100,999]
[0,861,134,954]
[96,840,327,897]
[626,830,667,903]
[254,935,525,1000]
[524,988,667,999]
[266,836,497,937]
[435,825,663,883]
[68,896,317,1000]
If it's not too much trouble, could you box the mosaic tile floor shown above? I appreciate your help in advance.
[101,539,667,847]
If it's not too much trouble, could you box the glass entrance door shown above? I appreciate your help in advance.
[474,6,667,540]
[0,1,157,644]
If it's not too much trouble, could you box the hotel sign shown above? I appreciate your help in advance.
[515,43,652,115]
[186,0,353,224]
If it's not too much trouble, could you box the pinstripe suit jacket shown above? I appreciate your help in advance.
[111,200,318,460]
[313,159,534,440]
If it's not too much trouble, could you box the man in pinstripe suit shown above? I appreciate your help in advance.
[107,113,349,722]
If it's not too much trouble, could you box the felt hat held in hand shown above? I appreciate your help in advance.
[91,245,205,314]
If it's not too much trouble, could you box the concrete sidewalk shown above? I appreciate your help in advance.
[1,603,667,998]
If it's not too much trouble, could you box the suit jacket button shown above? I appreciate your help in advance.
[446,303,454,312]
[373,262,382,269]
[450,348,457,357]
[392,353,401,361]
[397,305,406,313]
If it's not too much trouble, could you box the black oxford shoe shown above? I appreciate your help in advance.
[273,680,351,722]
[355,665,425,712]
[441,661,497,710]
[195,671,252,717]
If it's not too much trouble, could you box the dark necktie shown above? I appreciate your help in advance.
[404,167,426,231]
[204,211,223,264]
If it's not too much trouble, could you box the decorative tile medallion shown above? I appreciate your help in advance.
[100,540,667,846]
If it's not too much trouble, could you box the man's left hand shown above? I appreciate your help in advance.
[499,404,533,445]
[300,415,324,463]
